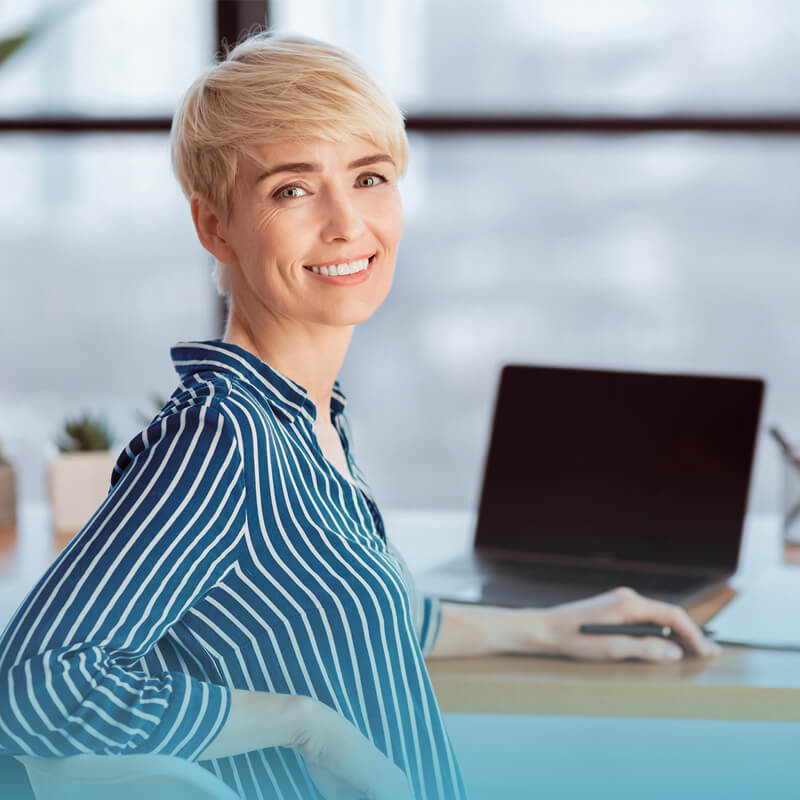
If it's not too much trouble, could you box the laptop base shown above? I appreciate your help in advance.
[417,553,729,609]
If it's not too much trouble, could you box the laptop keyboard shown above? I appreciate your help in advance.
[479,560,706,595]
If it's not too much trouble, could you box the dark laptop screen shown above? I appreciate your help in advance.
[474,365,764,572]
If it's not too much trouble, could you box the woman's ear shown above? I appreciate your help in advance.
[190,193,238,265]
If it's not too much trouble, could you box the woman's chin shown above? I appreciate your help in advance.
[317,307,382,327]
[319,293,391,327]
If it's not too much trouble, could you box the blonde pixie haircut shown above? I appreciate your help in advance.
[170,30,409,297]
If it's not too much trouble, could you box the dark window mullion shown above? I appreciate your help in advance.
[3,114,800,135]
[213,0,269,332]
[217,0,269,57]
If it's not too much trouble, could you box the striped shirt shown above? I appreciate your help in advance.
[0,338,468,800]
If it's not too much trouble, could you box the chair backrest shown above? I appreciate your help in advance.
[15,753,241,800]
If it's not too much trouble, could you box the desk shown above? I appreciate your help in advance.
[3,506,800,723]
[380,508,800,722]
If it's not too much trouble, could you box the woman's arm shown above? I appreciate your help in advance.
[426,587,721,662]
[201,690,412,800]
[198,688,304,760]
[0,401,245,760]
[386,539,716,663]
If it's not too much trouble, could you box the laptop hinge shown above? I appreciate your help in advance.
[473,547,731,578]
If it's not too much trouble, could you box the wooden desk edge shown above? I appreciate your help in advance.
[429,676,800,721]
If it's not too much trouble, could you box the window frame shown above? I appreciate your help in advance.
[2,0,799,329]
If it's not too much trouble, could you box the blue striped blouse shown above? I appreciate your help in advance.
[0,338,468,800]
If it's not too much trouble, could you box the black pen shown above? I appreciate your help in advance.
[579,623,714,639]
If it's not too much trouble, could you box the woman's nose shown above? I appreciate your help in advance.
[319,187,368,242]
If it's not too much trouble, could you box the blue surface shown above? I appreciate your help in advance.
[443,714,800,799]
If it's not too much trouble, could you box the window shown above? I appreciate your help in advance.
[1,2,220,503]
[4,1,797,514]
[270,1,799,512]
[0,0,215,115]
[272,0,800,113]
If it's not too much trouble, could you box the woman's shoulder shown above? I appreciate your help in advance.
[112,370,286,482]
[156,370,286,431]
[111,376,252,482]
[142,373,241,437]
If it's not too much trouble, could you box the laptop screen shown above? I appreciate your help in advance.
[474,365,764,572]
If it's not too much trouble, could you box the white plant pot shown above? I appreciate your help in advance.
[48,451,117,539]
[0,462,15,526]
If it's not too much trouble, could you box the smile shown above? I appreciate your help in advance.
[304,255,373,276]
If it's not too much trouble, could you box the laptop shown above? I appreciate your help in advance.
[417,364,765,608]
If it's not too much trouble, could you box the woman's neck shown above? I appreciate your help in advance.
[223,301,354,425]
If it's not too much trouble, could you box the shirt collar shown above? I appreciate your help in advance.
[170,338,347,425]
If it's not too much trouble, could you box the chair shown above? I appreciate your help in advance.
[15,753,241,800]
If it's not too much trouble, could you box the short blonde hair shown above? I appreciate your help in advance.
[170,30,409,297]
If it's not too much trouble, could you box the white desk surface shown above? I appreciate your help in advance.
[0,504,786,631]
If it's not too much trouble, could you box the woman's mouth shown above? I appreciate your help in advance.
[303,255,375,284]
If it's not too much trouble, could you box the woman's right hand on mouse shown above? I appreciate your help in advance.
[537,586,722,662]
[295,696,413,800]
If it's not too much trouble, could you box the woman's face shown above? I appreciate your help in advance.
[224,136,403,329]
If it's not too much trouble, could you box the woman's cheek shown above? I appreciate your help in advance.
[252,204,284,233]
[370,193,403,243]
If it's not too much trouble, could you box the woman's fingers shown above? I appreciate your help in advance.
[306,764,360,800]
[347,739,411,800]
[307,761,409,800]
[559,630,683,662]
[545,585,722,661]
[612,589,720,657]
[602,634,684,662]
[298,698,412,800]
[650,603,718,656]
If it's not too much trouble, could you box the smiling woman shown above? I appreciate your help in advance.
[0,28,717,800]
[0,31,457,800]
[170,32,408,301]
[191,136,403,366]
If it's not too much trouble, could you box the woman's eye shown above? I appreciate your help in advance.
[274,184,308,199]
[357,173,387,188]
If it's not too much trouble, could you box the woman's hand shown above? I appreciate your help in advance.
[199,690,410,797]
[430,590,720,662]
[533,586,722,662]
[295,696,412,800]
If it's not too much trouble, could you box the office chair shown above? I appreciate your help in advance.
[14,753,241,800]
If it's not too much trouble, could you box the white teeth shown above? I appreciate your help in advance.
[308,257,371,277]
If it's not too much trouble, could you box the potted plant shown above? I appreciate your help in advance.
[48,413,117,543]
[0,439,16,528]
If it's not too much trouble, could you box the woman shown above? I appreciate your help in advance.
[0,32,718,800]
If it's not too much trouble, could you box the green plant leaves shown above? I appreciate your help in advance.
[57,414,114,453]
[0,28,39,68]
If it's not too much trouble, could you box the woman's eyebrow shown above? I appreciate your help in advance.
[348,153,395,170]
[254,153,394,184]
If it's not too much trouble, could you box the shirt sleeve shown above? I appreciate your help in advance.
[386,539,444,658]
[0,401,246,762]
[415,595,444,658]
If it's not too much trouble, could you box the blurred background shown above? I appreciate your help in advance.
[2,0,800,515]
